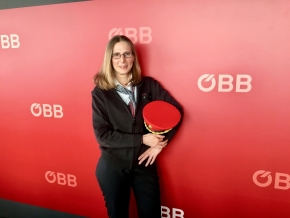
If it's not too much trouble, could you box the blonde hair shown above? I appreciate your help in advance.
[93,35,142,90]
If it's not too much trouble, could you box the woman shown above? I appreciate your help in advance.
[92,35,182,218]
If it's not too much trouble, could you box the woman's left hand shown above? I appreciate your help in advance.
[138,146,163,167]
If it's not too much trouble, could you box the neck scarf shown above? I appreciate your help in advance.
[116,84,136,117]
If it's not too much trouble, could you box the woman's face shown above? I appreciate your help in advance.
[111,41,134,77]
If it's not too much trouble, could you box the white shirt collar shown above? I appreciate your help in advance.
[115,76,137,105]
[115,75,133,90]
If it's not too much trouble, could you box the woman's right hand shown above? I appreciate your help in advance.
[142,133,168,148]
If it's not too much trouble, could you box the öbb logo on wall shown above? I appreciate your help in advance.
[161,206,184,218]
[197,74,252,92]
[253,170,290,190]
[0,34,20,49]
[31,103,63,118]
[109,27,152,44]
[45,171,77,187]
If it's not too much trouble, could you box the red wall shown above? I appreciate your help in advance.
[1,1,290,217]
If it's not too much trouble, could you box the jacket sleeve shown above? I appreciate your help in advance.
[150,77,183,144]
[92,88,143,148]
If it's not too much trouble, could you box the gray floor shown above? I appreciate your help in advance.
[0,198,86,218]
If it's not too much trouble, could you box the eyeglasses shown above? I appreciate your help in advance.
[112,52,133,59]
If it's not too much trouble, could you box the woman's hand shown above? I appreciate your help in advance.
[138,146,164,167]
[142,133,168,148]
[139,134,168,167]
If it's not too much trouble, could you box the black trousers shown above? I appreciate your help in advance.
[96,156,161,218]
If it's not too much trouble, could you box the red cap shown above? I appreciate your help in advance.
[142,101,181,134]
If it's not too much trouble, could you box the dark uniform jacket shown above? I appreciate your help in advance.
[92,76,183,169]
